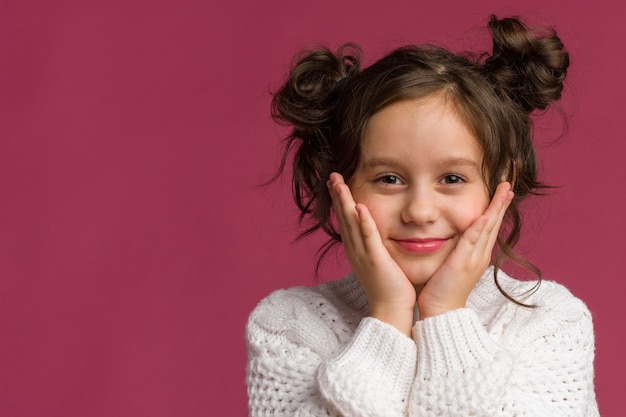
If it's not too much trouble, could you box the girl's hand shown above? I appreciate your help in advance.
[417,182,514,319]
[328,173,416,336]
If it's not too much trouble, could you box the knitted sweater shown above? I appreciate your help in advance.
[246,267,598,416]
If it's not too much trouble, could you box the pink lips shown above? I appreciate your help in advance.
[393,238,449,254]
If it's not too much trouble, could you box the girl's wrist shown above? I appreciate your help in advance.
[418,301,464,320]
[417,289,467,320]
[370,305,414,337]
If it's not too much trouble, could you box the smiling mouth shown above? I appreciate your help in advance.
[392,238,449,254]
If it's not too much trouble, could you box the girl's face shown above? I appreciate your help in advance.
[348,94,490,287]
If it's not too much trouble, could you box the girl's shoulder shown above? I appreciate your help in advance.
[474,267,588,307]
[500,269,589,314]
[246,274,365,356]
[248,273,365,319]
[471,268,594,336]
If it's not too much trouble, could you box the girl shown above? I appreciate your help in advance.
[246,16,598,417]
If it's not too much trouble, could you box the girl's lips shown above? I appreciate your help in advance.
[392,238,449,254]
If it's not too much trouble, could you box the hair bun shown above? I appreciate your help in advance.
[484,15,569,112]
[270,44,361,220]
[271,44,361,143]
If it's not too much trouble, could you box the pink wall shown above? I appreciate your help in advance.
[1,0,623,415]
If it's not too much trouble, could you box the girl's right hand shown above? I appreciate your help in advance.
[328,173,416,337]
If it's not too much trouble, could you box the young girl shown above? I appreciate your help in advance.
[246,16,598,417]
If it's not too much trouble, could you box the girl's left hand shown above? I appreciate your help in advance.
[417,182,514,319]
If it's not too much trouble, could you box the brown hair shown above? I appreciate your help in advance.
[271,16,569,305]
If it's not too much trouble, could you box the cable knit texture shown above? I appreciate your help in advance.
[246,267,598,416]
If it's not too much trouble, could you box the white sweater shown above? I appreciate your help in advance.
[246,267,598,416]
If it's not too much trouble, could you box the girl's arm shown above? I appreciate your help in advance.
[408,285,598,417]
[246,288,417,417]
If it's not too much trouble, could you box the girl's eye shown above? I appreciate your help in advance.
[376,174,401,185]
[441,174,466,184]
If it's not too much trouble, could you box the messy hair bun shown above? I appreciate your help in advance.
[485,15,569,112]
[271,44,361,238]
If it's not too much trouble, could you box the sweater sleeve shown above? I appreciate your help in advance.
[246,289,417,417]
[408,296,598,416]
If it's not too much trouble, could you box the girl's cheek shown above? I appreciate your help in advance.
[459,205,487,230]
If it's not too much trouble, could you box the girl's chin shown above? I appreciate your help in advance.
[391,253,447,287]
[404,270,437,287]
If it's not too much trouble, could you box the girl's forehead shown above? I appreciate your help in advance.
[361,96,483,157]
[365,93,478,133]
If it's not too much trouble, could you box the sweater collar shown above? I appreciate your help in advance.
[318,266,512,318]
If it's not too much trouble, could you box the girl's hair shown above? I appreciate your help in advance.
[271,15,569,305]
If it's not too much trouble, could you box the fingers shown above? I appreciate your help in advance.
[327,173,390,265]
[487,182,515,253]
[455,182,514,263]
[479,182,514,254]
[355,203,387,259]
[327,173,364,255]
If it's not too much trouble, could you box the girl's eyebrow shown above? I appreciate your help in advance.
[436,157,481,170]
[361,156,481,170]
[361,157,401,169]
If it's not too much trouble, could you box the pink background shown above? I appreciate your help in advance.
[1,0,623,416]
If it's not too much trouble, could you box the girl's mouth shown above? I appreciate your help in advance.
[392,238,449,254]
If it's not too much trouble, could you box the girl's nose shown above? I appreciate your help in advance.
[401,188,439,225]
